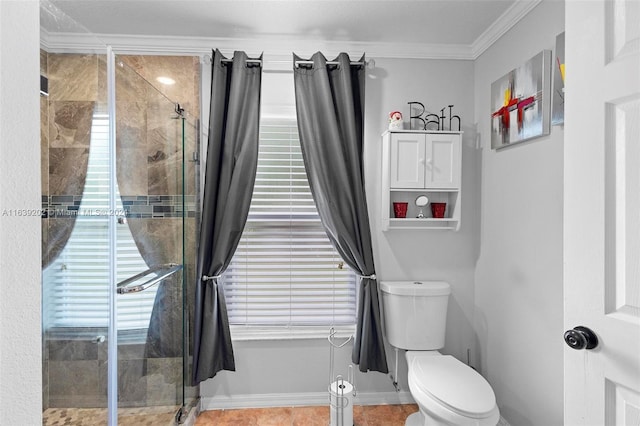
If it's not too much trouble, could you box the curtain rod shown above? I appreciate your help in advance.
[220,58,263,65]
[204,56,375,69]
[218,59,364,66]
[294,60,372,68]
[218,59,367,68]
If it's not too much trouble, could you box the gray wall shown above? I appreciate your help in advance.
[0,1,42,424]
[365,58,479,366]
[473,1,565,425]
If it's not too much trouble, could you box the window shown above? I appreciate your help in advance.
[43,110,157,331]
[221,118,357,329]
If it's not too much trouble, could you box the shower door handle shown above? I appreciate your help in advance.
[116,263,182,294]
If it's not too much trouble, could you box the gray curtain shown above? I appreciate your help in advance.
[42,101,94,268]
[293,52,388,374]
[192,49,262,385]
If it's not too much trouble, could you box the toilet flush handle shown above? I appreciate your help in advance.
[564,326,598,350]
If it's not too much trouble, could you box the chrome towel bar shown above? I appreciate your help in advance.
[116,263,182,294]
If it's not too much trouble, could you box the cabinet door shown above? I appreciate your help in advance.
[390,133,425,188]
[425,133,460,188]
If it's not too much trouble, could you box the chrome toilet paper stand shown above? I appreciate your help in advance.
[328,327,356,426]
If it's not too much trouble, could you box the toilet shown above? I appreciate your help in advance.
[380,281,500,426]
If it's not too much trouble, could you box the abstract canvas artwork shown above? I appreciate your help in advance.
[552,32,565,125]
[491,50,552,149]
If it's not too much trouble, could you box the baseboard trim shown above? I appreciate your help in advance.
[200,390,415,411]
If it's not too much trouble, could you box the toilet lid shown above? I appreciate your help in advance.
[411,355,496,418]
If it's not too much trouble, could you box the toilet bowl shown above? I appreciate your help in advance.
[405,351,499,426]
[379,281,500,426]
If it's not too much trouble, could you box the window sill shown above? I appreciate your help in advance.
[230,325,356,341]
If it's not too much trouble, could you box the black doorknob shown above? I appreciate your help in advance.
[564,326,598,350]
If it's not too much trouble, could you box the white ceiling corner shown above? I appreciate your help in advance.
[471,0,543,59]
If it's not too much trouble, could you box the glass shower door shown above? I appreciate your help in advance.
[114,58,185,424]
[41,4,200,423]
[40,3,113,422]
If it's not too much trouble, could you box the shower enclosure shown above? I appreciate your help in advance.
[41,2,200,424]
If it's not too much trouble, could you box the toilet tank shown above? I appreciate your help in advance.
[380,281,450,350]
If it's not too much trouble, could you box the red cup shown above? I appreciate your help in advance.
[431,202,446,218]
[393,202,408,218]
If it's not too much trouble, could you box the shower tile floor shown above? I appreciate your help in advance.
[195,404,419,426]
[43,405,178,426]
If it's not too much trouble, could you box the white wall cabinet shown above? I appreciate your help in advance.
[382,130,462,231]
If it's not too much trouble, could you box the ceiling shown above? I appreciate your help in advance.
[43,0,539,59]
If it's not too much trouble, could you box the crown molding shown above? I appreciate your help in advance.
[41,30,475,61]
[471,0,543,59]
[41,1,540,62]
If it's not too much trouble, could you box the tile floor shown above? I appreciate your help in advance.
[195,404,419,426]
[43,406,178,426]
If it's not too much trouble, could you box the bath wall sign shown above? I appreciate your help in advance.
[407,102,461,131]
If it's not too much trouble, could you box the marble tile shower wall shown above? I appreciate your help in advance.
[44,333,183,409]
[42,194,197,219]
[41,51,201,409]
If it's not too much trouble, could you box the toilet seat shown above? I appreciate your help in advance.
[407,352,500,425]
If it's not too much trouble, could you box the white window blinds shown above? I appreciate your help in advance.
[43,111,158,331]
[221,119,357,326]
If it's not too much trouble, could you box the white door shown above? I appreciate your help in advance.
[565,1,640,425]
[390,133,425,188]
[424,133,461,189]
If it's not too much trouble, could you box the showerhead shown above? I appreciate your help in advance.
[40,75,49,97]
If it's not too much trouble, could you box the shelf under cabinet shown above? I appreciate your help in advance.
[386,218,459,230]
[390,188,459,193]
